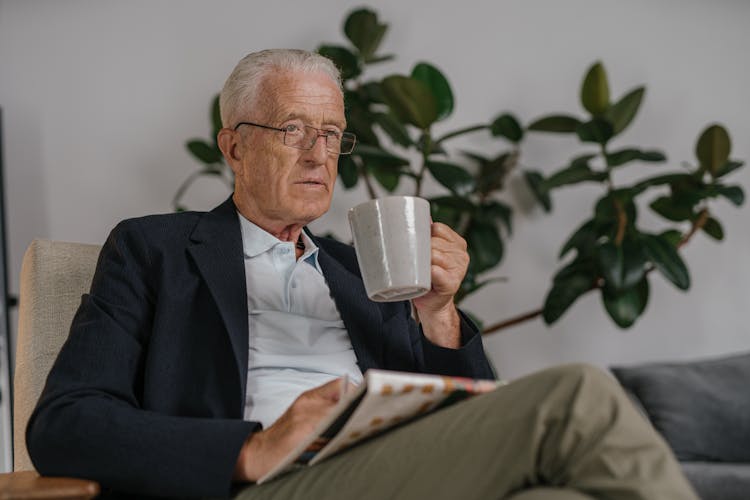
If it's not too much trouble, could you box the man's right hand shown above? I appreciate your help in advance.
[233,377,346,482]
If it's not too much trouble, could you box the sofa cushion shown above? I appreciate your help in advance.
[611,352,750,462]
[681,462,750,500]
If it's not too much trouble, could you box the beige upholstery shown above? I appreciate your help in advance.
[13,239,101,471]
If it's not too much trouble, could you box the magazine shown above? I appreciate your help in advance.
[257,369,504,484]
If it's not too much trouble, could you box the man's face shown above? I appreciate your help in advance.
[223,70,345,232]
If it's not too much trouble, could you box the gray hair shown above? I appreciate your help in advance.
[219,49,342,128]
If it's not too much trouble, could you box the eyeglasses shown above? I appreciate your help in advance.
[234,121,357,155]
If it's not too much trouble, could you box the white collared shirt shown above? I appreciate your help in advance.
[238,213,363,428]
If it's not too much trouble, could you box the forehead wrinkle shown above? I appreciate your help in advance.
[255,70,345,127]
[278,110,347,130]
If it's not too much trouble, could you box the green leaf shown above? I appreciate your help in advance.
[461,150,490,164]
[429,196,473,227]
[671,177,715,206]
[576,118,614,145]
[187,139,223,164]
[479,201,513,235]
[632,173,694,195]
[317,45,361,80]
[596,238,646,291]
[373,112,412,147]
[595,191,637,225]
[355,144,410,168]
[490,113,523,142]
[346,96,380,145]
[370,164,400,192]
[366,54,395,64]
[343,8,387,62]
[641,233,690,290]
[702,217,724,241]
[716,185,745,206]
[543,164,608,190]
[606,87,645,135]
[559,220,600,259]
[457,276,507,304]
[696,124,731,176]
[476,152,515,195]
[649,196,694,222]
[543,265,593,324]
[714,160,744,178]
[524,171,552,212]
[426,161,475,196]
[416,132,444,155]
[553,256,597,284]
[466,222,503,274]
[381,75,438,129]
[606,148,666,167]
[570,153,598,168]
[338,154,358,188]
[430,196,474,213]
[658,229,683,248]
[361,81,386,103]
[602,278,649,328]
[527,115,581,133]
[411,62,454,121]
[581,62,610,116]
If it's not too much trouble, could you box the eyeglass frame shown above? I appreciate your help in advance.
[233,121,357,155]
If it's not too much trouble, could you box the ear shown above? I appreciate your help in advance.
[217,128,243,174]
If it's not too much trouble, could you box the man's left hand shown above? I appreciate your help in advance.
[412,222,469,349]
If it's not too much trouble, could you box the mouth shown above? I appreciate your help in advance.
[296,179,328,189]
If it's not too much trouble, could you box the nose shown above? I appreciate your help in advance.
[303,133,330,164]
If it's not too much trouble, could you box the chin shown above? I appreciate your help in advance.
[294,202,330,224]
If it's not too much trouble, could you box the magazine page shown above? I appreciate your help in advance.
[256,380,367,484]
[257,369,501,483]
[309,370,500,464]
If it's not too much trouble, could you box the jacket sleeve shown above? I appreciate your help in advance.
[411,304,496,380]
[26,220,257,498]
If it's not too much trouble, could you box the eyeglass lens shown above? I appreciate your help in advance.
[284,126,355,154]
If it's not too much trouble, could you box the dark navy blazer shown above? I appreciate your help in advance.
[27,197,494,498]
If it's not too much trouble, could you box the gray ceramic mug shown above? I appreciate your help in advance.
[348,196,431,302]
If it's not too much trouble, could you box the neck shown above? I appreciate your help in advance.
[234,196,305,243]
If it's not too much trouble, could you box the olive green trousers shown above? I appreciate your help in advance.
[234,364,698,500]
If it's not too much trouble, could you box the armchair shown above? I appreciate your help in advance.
[0,239,101,498]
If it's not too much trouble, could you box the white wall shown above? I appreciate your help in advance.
[1,0,748,467]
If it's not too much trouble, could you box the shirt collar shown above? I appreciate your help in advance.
[237,212,322,271]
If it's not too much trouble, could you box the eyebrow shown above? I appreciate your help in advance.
[279,112,346,130]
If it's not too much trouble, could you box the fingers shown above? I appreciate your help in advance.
[430,222,469,279]
[304,377,346,403]
[431,222,467,249]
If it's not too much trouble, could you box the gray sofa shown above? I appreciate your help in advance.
[612,352,750,500]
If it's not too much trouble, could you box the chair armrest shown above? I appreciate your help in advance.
[0,471,100,499]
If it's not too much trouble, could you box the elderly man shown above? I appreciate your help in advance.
[27,49,697,500]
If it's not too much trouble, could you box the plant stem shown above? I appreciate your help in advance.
[415,131,432,197]
[679,207,710,249]
[435,124,489,144]
[482,307,544,334]
[172,170,208,210]
[614,198,627,245]
[357,159,378,200]
[601,143,615,191]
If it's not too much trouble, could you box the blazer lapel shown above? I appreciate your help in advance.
[187,197,249,400]
[313,234,384,373]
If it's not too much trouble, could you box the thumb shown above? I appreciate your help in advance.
[308,377,346,402]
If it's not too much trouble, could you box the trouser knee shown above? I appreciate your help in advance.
[551,363,616,390]
[526,363,627,420]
